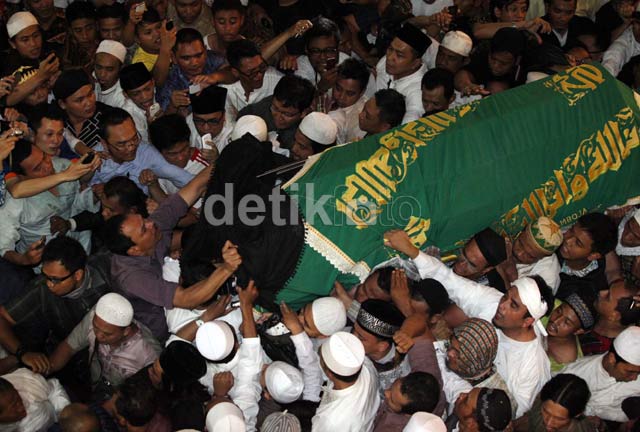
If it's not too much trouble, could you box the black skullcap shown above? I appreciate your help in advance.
[490,27,526,57]
[473,228,507,267]
[53,69,91,101]
[120,62,152,91]
[476,388,512,432]
[159,341,207,384]
[190,85,227,114]
[395,22,431,57]
[357,299,405,338]
[412,278,451,315]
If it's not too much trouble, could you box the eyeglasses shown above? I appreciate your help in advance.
[270,103,300,119]
[193,116,223,126]
[236,61,268,80]
[308,47,338,57]
[109,132,141,151]
[42,271,74,285]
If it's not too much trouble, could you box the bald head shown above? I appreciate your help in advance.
[59,403,100,432]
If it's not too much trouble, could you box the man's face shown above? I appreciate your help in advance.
[595,281,631,319]
[291,129,314,162]
[101,194,128,220]
[150,0,168,18]
[546,302,582,337]
[492,286,530,330]
[386,38,421,77]
[488,51,516,77]
[95,52,121,91]
[445,335,463,374]
[98,17,124,41]
[354,271,391,303]
[176,0,203,24]
[20,145,55,178]
[270,97,302,130]
[494,0,528,22]
[0,387,26,423]
[297,303,322,338]
[512,231,547,265]
[136,21,162,53]
[352,322,386,356]
[126,80,155,111]
[333,78,363,109]
[24,81,49,106]
[10,25,43,60]
[358,97,384,135]
[174,41,207,79]
[422,85,451,116]
[453,387,481,421]
[621,217,640,247]
[35,118,65,156]
[120,213,161,255]
[27,0,55,20]
[105,118,140,162]
[559,222,597,261]
[608,356,640,382]
[236,55,267,91]
[93,314,127,346]
[213,10,244,43]
[307,35,339,73]
[546,0,576,31]
[161,140,192,168]
[41,259,82,296]
[541,400,572,432]
[193,111,225,137]
[453,238,490,279]
[59,84,97,121]
[577,34,604,62]
[383,378,411,413]
[436,45,466,74]
[70,18,98,48]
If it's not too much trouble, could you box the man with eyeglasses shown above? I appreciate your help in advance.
[0,236,110,376]
[187,85,233,153]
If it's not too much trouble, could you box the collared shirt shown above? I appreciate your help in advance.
[90,142,194,195]
[65,102,109,150]
[329,95,367,145]
[95,81,126,108]
[157,51,226,110]
[222,67,283,121]
[375,59,429,124]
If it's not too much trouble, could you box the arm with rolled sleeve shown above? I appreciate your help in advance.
[602,27,640,77]
[290,332,323,402]
[233,337,263,432]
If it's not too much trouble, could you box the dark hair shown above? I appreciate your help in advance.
[421,68,455,100]
[30,103,65,132]
[543,0,576,5]
[9,140,36,175]
[376,266,394,294]
[523,275,555,319]
[135,8,161,33]
[149,114,191,153]
[66,1,97,24]
[375,89,406,129]
[42,236,88,273]
[540,374,590,418]
[305,16,340,49]
[616,294,640,326]
[97,3,125,21]
[115,373,159,427]
[99,107,134,140]
[104,176,149,218]
[491,0,530,13]
[0,378,15,393]
[400,372,440,414]
[174,28,205,52]
[336,58,370,94]
[273,75,315,112]
[170,398,206,431]
[212,0,245,14]
[576,213,617,255]
[226,39,261,69]
[103,214,135,255]
[609,342,626,364]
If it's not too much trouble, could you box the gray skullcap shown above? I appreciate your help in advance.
[357,299,404,338]
[261,411,302,432]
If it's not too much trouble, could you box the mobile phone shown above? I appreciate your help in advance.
[149,102,161,120]
[135,2,146,13]
[9,129,24,137]
[188,83,202,94]
[83,152,95,164]
[166,20,174,31]
[325,57,337,70]
[201,133,213,150]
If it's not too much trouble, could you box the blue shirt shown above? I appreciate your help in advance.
[90,142,194,194]
[157,50,225,110]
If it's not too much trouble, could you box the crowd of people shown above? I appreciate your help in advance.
[0,0,640,430]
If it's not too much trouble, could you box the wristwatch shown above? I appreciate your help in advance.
[195,319,205,327]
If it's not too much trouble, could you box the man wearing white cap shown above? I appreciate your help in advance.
[435,31,473,75]
[205,401,246,432]
[312,331,381,431]
[611,207,640,290]
[562,326,640,422]
[384,229,553,417]
[262,361,304,404]
[403,412,446,432]
[47,293,161,398]
[231,115,268,143]
[290,112,337,162]
[94,39,127,108]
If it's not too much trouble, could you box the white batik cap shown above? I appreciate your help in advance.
[96,40,127,64]
[7,12,38,38]
[205,402,245,432]
[299,112,337,145]
[195,321,235,361]
[614,326,640,366]
[312,297,347,336]
[231,115,268,142]
[265,361,304,404]
[512,277,548,336]
[403,412,447,432]
[321,331,364,376]
[441,31,473,58]
[95,293,134,327]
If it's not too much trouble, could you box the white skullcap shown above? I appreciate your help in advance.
[7,12,38,38]
[96,40,127,64]
[512,277,548,336]
[95,293,134,327]
[441,31,473,58]
[195,321,235,361]
[312,297,347,336]
[321,331,364,376]
[265,361,304,404]
[403,412,447,432]
[633,208,640,226]
[205,402,245,432]
[231,115,268,142]
[613,326,640,366]
[299,112,337,145]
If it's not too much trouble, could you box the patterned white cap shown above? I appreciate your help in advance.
[96,40,127,64]
[299,112,337,145]
[614,326,640,366]
[321,331,364,376]
[265,361,304,404]
[196,321,235,361]
[205,402,245,432]
[312,297,347,336]
[403,412,447,432]
[441,31,473,58]
[95,293,134,327]
[7,12,38,38]
[231,115,268,142]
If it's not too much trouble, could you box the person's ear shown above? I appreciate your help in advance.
[522,316,535,329]
[587,252,603,261]
[73,268,85,284]
[377,339,392,354]
[573,328,586,335]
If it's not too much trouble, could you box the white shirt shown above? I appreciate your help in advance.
[233,337,263,432]
[157,149,208,208]
[375,59,428,124]
[412,251,551,417]
[422,37,440,70]
[290,332,323,402]
[222,67,283,121]
[411,0,454,17]
[516,254,561,294]
[562,353,640,422]
[329,95,367,145]
[164,307,243,346]
[186,113,234,153]
[0,368,70,432]
[122,98,150,144]
[95,81,126,108]
[295,52,377,98]
[312,358,381,432]
[602,27,640,78]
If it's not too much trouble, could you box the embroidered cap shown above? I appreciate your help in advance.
[356,299,404,338]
